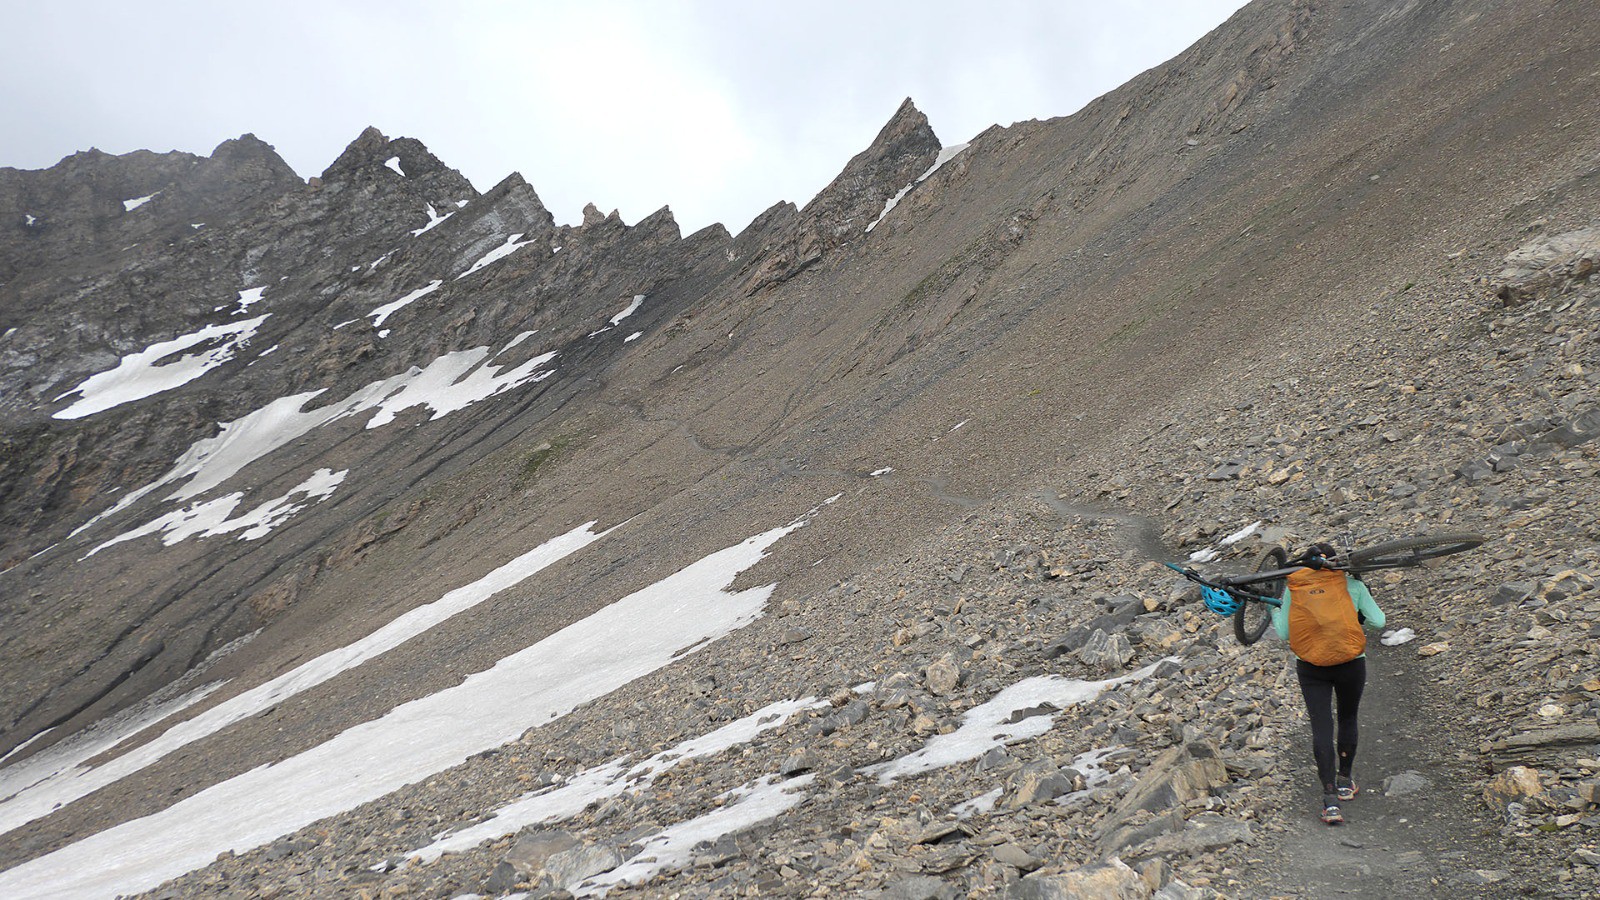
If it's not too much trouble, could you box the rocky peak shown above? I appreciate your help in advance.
[632,206,682,247]
[320,125,392,181]
[800,97,941,225]
[184,134,302,205]
[319,128,474,198]
[736,99,940,294]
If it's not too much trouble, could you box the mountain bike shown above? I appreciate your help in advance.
[1165,532,1486,646]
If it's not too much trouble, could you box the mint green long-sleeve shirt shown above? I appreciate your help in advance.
[1271,572,1386,655]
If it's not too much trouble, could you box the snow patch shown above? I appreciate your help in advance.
[0,682,224,822]
[952,788,1002,818]
[865,142,969,232]
[457,233,534,279]
[574,775,814,897]
[410,204,452,237]
[1381,627,1416,646]
[234,287,266,313]
[85,468,346,557]
[867,662,1164,784]
[1220,521,1263,545]
[384,156,405,177]
[122,192,158,212]
[69,334,556,538]
[53,315,270,419]
[0,517,810,900]
[624,332,642,343]
[413,695,823,862]
[369,279,442,328]
[0,523,610,840]
[610,295,644,325]
[588,295,646,337]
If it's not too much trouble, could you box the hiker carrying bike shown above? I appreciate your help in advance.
[1271,542,1386,826]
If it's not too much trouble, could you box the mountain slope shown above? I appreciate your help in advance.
[1,0,1598,896]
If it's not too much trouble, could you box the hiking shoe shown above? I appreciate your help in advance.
[1320,795,1344,825]
[1336,776,1359,802]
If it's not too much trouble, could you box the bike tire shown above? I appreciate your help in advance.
[1235,545,1286,646]
[1346,533,1487,572]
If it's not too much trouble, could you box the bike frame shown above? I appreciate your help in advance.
[1164,562,1283,607]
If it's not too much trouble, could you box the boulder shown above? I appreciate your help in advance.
[1103,741,1228,831]
[1484,765,1545,809]
[1005,759,1075,809]
[545,843,623,889]
[1136,814,1253,857]
[504,829,581,878]
[1078,629,1135,672]
[925,653,963,695]
[1006,857,1152,899]
[1491,226,1600,304]
[1488,723,1600,767]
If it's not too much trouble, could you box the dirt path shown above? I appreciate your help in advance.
[1246,638,1525,898]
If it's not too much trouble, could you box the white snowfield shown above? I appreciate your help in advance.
[234,287,266,313]
[53,314,270,420]
[866,661,1165,784]
[609,294,644,326]
[85,467,347,557]
[410,204,453,237]
[412,694,827,862]
[413,660,1164,895]
[122,192,158,212]
[574,774,815,898]
[0,517,808,899]
[588,295,646,338]
[0,523,610,840]
[70,335,558,541]
[0,683,225,810]
[458,233,535,279]
[865,141,969,233]
[369,279,443,328]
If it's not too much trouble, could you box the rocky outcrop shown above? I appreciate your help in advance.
[740,98,940,294]
[1490,225,1600,305]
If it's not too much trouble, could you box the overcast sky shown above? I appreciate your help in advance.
[3,1,1248,234]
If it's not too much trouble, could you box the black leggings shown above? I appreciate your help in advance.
[1296,657,1367,793]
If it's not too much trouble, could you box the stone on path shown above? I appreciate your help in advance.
[1381,771,1431,796]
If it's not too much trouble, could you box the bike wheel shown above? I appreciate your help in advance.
[1235,545,1286,646]
[1346,533,1486,572]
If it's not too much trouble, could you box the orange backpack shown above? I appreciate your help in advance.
[1286,568,1366,666]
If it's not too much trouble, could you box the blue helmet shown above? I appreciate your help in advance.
[1201,585,1241,616]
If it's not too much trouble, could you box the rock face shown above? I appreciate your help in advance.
[0,2,1599,899]
[739,97,940,294]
